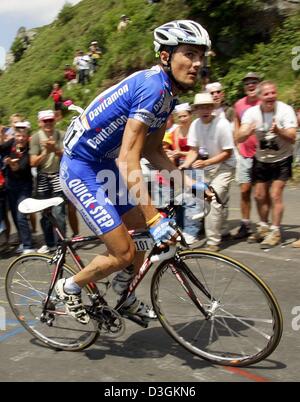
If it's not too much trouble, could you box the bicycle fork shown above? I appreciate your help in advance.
[170,259,214,320]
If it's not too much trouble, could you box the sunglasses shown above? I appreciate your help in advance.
[244,80,259,85]
[210,90,222,94]
[42,119,55,123]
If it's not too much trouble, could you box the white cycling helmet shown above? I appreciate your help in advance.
[154,20,211,53]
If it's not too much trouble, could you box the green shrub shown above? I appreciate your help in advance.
[11,37,27,62]
[57,3,76,25]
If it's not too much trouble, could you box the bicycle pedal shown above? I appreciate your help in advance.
[119,310,149,328]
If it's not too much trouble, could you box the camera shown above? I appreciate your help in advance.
[258,127,279,151]
[259,137,279,151]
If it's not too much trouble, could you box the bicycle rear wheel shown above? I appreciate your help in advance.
[5,254,99,351]
[151,250,283,367]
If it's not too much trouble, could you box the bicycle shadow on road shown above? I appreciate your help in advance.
[82,319,285,371]
[84,324,211,370]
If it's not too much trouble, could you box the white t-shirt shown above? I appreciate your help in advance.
[187,115,236,170]
[241,101,297,163]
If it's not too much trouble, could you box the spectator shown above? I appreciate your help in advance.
[49,83,63,119]
[74,51,90,85]
[205,82,234,123]
[291,109,300,248]
[233,72,262,239]
[180,93,236,251]
[64,64,77,88]
[88,41,102,74]
[0,121,35,254]
[171,103,193,236]
[0,167,7,251]
[206,82,235,240]
[237,81,297,248]
[73,49,81,68]
[293,107,300,165]
[117,15,131,32]
[0,126,9,252]
[168,103,192,166]
[29,110,66,254]
[4,113,23,141]
[162,114,177,154]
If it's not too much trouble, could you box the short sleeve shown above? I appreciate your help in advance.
[241,107,255,125]
[128,77,169,127]
[280,105,297,129]
[217,119,235,150]
[187,119,200,148]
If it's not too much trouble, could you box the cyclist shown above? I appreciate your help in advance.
[56,20,211,324]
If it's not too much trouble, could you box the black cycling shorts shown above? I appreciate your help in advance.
[252,155,293,183]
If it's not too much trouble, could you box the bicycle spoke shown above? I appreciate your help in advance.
[152,251,282,366]
[219,308,272,340]
[9,291,41,304]
[13,271,48,300]
[6,255,99,351]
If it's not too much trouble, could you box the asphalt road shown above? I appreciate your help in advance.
[0,183,299,383]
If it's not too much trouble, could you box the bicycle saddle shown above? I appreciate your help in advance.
[18,197,64,213]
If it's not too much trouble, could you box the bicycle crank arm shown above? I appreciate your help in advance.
[120,311,149,328]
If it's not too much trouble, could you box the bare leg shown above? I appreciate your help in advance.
[121,206,147,273]
[270,180,286,226]
[30,213,37,233]
[240,182,252,220]
[254,182,271,223]
[74,223,135,287]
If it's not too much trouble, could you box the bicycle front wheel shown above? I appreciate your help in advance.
[151,250,283,367]
[5,254,99,351]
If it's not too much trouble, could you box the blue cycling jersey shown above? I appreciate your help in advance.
[60,65,177,236]
[64,65,177,161]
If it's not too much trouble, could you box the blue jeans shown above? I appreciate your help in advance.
[182,169,204,237]
[7,184,33,249]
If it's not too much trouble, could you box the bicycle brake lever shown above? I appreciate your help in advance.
[150,245,177,263]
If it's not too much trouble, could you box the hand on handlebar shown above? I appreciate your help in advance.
[149,216,178,247]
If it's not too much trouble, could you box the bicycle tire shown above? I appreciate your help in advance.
[5,254,99,351]
[151,249,283,367]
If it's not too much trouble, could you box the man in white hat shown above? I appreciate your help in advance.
[30,110,66,254]
[117,15,131,32]
[205,82,234,123]
[181,93,236,251]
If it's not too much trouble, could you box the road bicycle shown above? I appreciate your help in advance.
[5,196,283,367]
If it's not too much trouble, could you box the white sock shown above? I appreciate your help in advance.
[270,225,280,231]
[242,219,250,226]
[259,221,269,228]
[64,277,82,294]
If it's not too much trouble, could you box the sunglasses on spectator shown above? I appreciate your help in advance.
[210,90,222,94]
[244,80,259,85]
[42,119,55,123]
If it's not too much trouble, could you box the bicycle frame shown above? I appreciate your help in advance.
[41,206,212,325]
